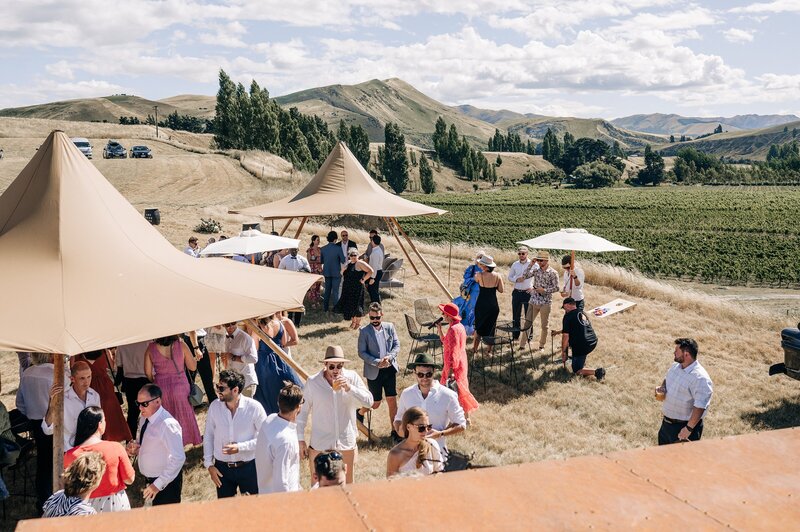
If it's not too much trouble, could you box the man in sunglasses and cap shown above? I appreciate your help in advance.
[296,346,373,484]
[394,353,466,455]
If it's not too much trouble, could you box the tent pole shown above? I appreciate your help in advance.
[52,354,65,491]
[392,217,454,300]
[279,218,295,236]
[293,217,308,239]
[244,318,374,443]
[569,250,575,293]
[384,217,419,275]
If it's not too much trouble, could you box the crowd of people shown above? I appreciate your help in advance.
[1,231,714,520]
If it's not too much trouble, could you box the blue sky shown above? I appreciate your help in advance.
[1,0,798,119]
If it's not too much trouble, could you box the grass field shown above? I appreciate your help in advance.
[402,186,800,286]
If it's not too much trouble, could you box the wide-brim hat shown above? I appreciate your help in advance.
[478,255,496,268]
[321,345,349,363]
[407,353,441,370]
[438,302,462,321]
[535,250,550,261]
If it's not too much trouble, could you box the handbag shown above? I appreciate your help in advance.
[446,375,459,395]
[170,342,205,407]
[104,351,124,404]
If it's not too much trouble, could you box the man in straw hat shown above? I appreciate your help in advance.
[394,353,466,456]
[296,346,373,484]
[520,250,560,353]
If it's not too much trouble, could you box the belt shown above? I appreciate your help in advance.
[662,416,689,424]
[513,289,529,293]
[215,459,254,469]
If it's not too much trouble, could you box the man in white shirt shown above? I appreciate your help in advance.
[184,236,200,257]
[394,354,466,454]
[223,322,258,397]
[366,235,385,303]
[560,255,586,311]
[127,384,185,505]
[42,360,101,450]
[296,346,373,484]
[278,248,310,326]
[507,246,537,340]
[205,370,267,497]
[256,382,303,494]
[115,340,151,437]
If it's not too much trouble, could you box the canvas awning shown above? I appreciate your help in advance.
[230,141,447,219]
[0,131,320,356]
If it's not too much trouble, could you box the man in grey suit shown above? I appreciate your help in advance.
[357,302,401,442]
[320,230,346,312]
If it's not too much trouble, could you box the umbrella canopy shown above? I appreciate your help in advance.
[0,130,320,356]
[230,141,447,219]
[200,229,300,257]
[518,228,634,253]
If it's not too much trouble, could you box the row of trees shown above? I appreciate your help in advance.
[487,129,535,154]
[432,117,497,182]
[119,112,214,133]
[335,120,371,169]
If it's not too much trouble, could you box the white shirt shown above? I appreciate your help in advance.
[340,240,354,257]
[368,245,385,278]
[225,328,258,388]
[395,381,466,450]
[562,266,585,301]
[662,360,713,421]
[255,414,301,494]
[184,245,200,258]
[137,406,186,490]
[203,396,267,468]
[43,386,101,449]
[508,259,537,291]
[296,369,373,451]
[278,253,310,272]
[16,363,56,420]
[115,341,150,379]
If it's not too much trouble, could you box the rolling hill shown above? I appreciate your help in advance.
[656,120,800,160]
[0,95,186,123]
[612,113,799,137]
[501,116,666,151]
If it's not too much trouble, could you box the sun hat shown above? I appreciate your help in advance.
[406,353,441,370]
[517,246,529,253]
[321,345,349,363]
[535,250,550,261]
[438,302,461,321]
[478,255,497,268]
[474,250,486,262]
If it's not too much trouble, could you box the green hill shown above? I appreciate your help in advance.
[0,95,185,123]
[612,113,799,137]
[657,121,800,160]
[500,116,666,151]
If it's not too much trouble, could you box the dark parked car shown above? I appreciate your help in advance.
[103,140,127,159]
[770,322,800,380]
[130,145,153,159]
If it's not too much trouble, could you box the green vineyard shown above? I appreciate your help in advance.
[403,186,800,286]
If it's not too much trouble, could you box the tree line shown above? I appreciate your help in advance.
[119,112,215,133]
[432,117,497,182]
[487,129,535,154]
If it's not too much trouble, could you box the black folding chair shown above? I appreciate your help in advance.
[414,298,438,328]
[403,314,442,374]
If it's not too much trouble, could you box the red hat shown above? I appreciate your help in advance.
[438,302,461,321]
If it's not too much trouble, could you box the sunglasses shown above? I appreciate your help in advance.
[415,371,433,379]
[136,397,159,408]
[518,252,527,255]
[326,363,344,370]
[215,384,229,392]
[369,315,382,321]
[414,424,433,433]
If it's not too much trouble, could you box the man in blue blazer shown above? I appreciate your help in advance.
[357,302,401,442]
[320,230,346,312]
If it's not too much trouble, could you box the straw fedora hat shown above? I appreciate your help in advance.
[478,254,496,268]
[535,250,550,261]
[320,345,349,363]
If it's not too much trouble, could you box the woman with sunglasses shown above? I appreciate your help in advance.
[386,407,444,478]
[335,249,374,330]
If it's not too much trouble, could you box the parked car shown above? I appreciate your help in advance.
[103,140,127,159]
[770,322,800,380]
[129,145,153,159]
[71,137,93,159]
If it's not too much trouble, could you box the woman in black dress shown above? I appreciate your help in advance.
[472,254,505,352]
[336,249,374,329]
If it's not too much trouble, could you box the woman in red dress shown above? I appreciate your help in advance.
[436,302,479,423]
[306,234,323,308]
[77,350,132,442]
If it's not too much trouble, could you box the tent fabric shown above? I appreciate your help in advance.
[518,228,634,253]
[200,230,300,256]
[0,131,320,356]
[230,141,447,219]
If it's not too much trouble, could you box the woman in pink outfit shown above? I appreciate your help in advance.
[144,336,202,446]
[436,302,479,423]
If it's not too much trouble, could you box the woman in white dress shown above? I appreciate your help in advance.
[386,407,444,478]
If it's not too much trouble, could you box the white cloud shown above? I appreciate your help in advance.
[45,61,75,80]
[198,21,248,48]
[730,1,800,14]
[723,28,755,43]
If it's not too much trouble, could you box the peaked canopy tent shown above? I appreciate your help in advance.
[230,141,453,298]
[0,131,320,486]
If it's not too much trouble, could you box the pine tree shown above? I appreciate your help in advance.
[670,135,675,143]
[446,125,460,166]
[337,120,350,145]
[496,154,502,167]
[419,153,435,193]
[348,124,371,169]
[542,128,562,163]
[410,150,417,167]
[214,69,238,149]
[637,144,666,185]
[433,117,448,160]
[382,122,409,193]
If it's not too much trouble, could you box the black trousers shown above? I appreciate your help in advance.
[658,418,703,445]
[287,311,303,327]
[575,299,585,312]
[147,471,183,505]
[323,276,340,311]
[31,420,52,514]
[184,334,215,404]
[511,290,530,340]
[215,460,258,497]
[123,376,151,438]
[367,271,383,303]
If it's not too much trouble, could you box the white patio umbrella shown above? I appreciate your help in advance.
[200,229,300,257]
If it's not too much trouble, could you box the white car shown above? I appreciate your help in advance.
[71,137,93,159]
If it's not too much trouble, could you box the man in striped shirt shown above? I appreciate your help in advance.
[656,338,713,445]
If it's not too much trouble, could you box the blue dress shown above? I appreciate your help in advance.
[453,264,481,336]
[253,323,303,415]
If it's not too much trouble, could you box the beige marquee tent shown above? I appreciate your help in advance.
[231,141,453,298]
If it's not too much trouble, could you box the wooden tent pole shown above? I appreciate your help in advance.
[52,354,65,490]
[384,217,419,275]
[569,250,575,292]
[392,217,454,300]
[293,217,308,239]
[244,318,374,442]
[279,218,295,236]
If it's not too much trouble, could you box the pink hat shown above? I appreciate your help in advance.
[438,302,461,321]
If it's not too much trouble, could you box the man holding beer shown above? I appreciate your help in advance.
[655,338,713,445]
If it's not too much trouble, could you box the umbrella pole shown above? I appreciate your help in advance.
[384,217,419,275]
[52,354,65,491]
[279,218,295,236]
[293,217,308,239]
[392,217,454,301]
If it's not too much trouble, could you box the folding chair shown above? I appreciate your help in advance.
[413,298,438,328]
[403,314,442,374]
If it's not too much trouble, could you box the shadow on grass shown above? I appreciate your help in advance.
[299,325,347,339]
[741,398,800,431]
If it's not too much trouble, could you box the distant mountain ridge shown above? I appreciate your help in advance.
[611,113,799,137]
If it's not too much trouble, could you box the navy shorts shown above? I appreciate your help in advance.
[571,354,587,374]
[367,366,397,401]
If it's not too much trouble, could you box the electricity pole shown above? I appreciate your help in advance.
[154,105,159,139]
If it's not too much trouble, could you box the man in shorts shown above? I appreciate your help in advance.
[553,298,605,380]
[357,302,401,443]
